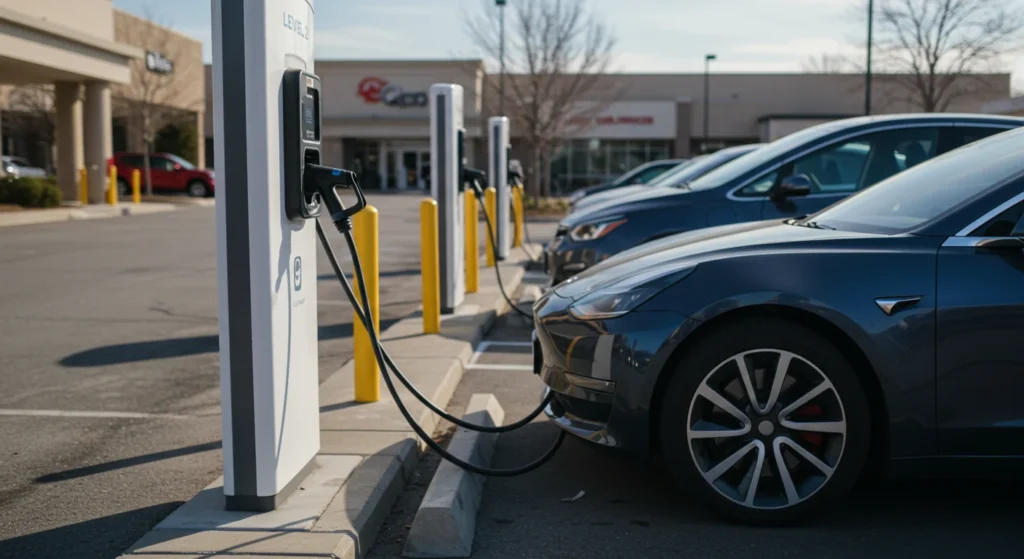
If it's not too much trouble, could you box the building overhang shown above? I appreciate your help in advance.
[0,6,141,84]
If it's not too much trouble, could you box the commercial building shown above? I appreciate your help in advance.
[0,1,204,201]
[202,59,1010,193]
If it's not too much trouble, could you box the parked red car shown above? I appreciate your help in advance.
[110,152,215,197]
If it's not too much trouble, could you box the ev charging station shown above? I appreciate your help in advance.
[430,84,466,314]
[488,117,511,260]
[212,0,322,511]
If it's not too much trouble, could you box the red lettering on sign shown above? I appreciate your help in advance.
[357,77,388,104]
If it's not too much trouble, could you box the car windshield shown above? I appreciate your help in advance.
[3,156,30,166]
[808,127,1024,234]
[688,120,855,189]
[648,158,701,186]
[166,154,195,170]
[662,147,762,190]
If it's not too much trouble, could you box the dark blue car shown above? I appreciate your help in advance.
[546,114,1024,284]
[534,125,1024,524]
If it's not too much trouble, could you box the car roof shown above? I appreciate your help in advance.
[833,112,1024,127]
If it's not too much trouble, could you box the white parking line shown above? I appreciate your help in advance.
[466,340,535,371]
[0,409,196,420]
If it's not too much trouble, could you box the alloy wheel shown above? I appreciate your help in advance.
[686,349,847,510]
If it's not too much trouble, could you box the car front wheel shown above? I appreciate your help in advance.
[187,180,210,198]
[660,317,870,525]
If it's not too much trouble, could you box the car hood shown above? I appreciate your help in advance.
[571,184,651,213]
[553,220,879,300]
[562,185,687,227]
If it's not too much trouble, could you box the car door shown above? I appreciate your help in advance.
[148,156,178,190]
[733,126,943,221]
[936,191,1024,456]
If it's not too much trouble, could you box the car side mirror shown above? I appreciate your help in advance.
[772,174,813,201]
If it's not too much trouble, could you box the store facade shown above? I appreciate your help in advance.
[202,60,1011,193]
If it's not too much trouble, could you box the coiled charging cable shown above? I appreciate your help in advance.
[316,217,566,476]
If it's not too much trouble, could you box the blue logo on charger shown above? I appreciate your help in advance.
[293,256,303,291]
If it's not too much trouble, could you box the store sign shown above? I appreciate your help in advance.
[357,77,428,108]
[571,101,676,139]
[145,51,174,74]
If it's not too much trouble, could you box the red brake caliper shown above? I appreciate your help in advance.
[795,404,824,447]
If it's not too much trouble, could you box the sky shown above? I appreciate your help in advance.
[113,0,1024,90]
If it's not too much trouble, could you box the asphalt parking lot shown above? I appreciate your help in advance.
[0,193,430,559]
[368,267,1024,559]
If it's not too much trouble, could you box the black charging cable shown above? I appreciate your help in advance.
[469,179,532,320]
[315,219,553,434]
[311,177,566,476]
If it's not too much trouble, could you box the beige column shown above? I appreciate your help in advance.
[83,81,112,204]
[55,82,84,201]
[196,111,206,168]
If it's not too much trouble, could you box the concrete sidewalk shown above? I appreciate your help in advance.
[0,202,176,228]
[118,248,539,559]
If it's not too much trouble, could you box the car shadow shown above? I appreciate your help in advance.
[58,318,399,367]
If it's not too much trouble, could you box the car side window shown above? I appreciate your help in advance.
[971,201,1024,237]
[151,157,174,171]
[956,126,1010,149]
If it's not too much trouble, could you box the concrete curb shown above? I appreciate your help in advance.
[402,394,505,558]
[0,202,176,228]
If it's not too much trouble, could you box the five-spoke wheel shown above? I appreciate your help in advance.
[661,318,870,524]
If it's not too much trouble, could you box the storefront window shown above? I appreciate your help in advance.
[548,139,673,195]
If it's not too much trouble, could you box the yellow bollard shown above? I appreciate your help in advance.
[106,165,117,205]
[131,169,141,204]
[511,186,521,248]
[79,168,88,206]
[514,185,525,248]
[464,189,479,293]
[420,199,441,334]
[353,205,380,403]
[485,186,497,267]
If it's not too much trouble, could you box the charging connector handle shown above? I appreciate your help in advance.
[304,164,366,228]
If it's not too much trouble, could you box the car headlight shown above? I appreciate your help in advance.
[569,217,627,242]
[568,265,695,320]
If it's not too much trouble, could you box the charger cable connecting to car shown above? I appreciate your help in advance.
[463,171,533,320]
[310,167,565,477]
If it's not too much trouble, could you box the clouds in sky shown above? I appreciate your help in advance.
[113,0,1021,88]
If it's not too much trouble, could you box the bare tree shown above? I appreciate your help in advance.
[873,0,1024,112]
[465,0,619,198]
[112,7,202,194]
[801,53,859,73]
[7,85,57,170]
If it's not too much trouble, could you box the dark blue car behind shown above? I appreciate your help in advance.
[546,113,1024,283]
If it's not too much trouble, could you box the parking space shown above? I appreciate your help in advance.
[368,275,1024,559]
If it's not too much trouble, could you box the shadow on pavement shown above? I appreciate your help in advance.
[34,441,222,484]
[317,268,421,281]
[58,318,400,367]
[0,502,182,559]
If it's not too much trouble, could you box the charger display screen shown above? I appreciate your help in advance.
[302,86,321,142]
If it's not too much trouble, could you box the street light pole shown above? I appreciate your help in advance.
[865,0,874,115]
[497,0,506,117]
[703,54,716,153]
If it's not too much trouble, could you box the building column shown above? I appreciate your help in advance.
[196,111,206,168]
[377,140,386,190]
[675,98,694,158]
[83,82,112,204]
[55,82,84,201]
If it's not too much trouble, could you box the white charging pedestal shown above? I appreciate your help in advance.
[488,116,511,260]
[430,84,466,313]
[212,0,320,511]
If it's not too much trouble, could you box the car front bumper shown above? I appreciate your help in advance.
[533,290,695,455]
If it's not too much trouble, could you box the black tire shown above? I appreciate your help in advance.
[117,178,130,197]
[187,180,210,198]
[659,316,871,525]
